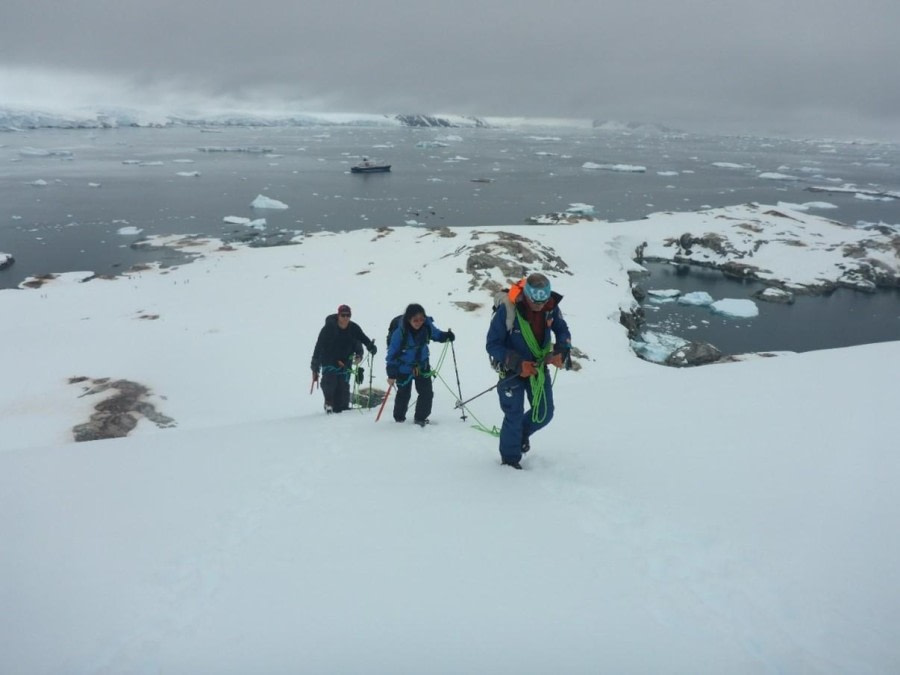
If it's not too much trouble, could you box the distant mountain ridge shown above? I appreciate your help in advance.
[0,106,490,131]
[592,119,684,134]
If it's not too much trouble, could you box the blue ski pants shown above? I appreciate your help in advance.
[496,370,555,463]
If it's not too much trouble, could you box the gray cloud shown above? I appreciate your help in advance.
[3,0,900,138]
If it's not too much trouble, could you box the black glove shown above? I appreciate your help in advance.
[445,329,455,343]
[355,367,365,384]
[368,343,378,356]
[386,367,399,380]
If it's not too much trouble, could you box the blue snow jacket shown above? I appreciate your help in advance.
[486,292,571,375]
[386,316,450,379]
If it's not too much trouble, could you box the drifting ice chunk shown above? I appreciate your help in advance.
[710,299,759,318]
[224,216,251,225]
[566,203,595,215]
[677,291,714,306]
[117,226,143,236]
[647,289,681,302]
[759,172,801,181]
[631,331,689,363]
[582,162,646,172]
[251,195,289,209]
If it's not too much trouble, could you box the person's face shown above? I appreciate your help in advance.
[338,312,351,327]
[525,296,547,311]
[409,313,426,329]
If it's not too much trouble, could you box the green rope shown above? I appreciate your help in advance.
[394,341,448,388]
[515,311,554,424]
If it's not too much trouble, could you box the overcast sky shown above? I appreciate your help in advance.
[2,0,899,139]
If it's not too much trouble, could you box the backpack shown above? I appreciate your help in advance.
[386,314,404,349]
[386,314,433,353]
[492,278,526,333]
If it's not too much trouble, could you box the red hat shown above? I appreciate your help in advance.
[337,304,352,316]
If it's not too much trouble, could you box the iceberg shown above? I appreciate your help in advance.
[251,195,289,210]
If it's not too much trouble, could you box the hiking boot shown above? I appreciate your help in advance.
[394,417,406,423]
[502,459,523,470]
[324,403,334,414]
[414,419,430,427]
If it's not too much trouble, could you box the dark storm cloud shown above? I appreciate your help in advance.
[2,0,900,137]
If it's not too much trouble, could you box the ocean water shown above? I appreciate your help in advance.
[2,124,899,294]
[636,262,900,357]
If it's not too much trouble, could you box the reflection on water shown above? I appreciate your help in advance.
[636,262,900,355]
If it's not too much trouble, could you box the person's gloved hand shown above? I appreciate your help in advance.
[547,353,564,368]
[519,360,538,377]
[368,343,378,355]
[445,329,455,343]
[311,369,319,382]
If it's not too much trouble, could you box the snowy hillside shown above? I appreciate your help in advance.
[1,208,899,673]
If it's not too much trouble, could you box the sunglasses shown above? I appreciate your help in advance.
[339,313,351,318]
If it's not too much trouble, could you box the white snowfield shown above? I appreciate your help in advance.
[1,204,899,674]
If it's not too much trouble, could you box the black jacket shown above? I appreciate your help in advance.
[311,314,375,371]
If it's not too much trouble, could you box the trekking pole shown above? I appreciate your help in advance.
[453,373,519,410]
[375,382,394,422]
[449,336,467,421]
[367,353,375,409]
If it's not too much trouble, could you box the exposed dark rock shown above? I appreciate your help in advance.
[665,341,723,367]
[0,253,14,271]
[71,377,176,442]
[619,307,644,340]
[465,230,571,292]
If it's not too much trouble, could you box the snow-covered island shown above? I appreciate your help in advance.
[0,252,14,270]
[1,204,899,673]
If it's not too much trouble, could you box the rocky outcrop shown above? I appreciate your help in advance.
[664,341,723,367]
[465,230,571,293]
[70,377,176,442]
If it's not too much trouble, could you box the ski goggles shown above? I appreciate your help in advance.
[524,281,551,303]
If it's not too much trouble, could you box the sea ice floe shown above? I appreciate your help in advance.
[630,331,689,363]
[647,289,681,302]
[223,216,267,229]
[117,226,143,236]
[176,171,201,177]
[759,172,802,181]
[677,291,714,306]
[582,162,646,172]
[710,298,759,318]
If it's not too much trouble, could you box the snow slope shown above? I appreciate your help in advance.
[1,208,898,673]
